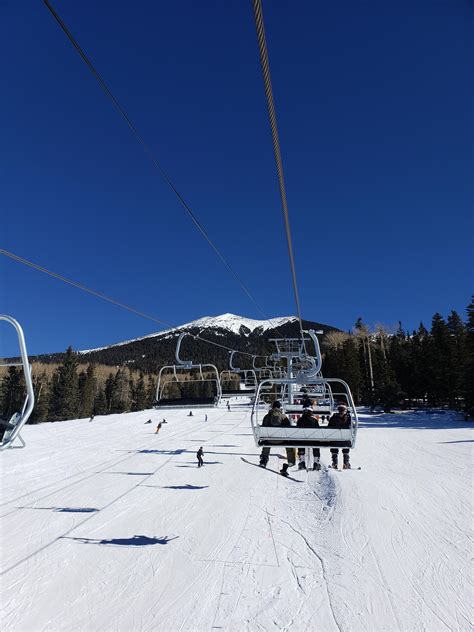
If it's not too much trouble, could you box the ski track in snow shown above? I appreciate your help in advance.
[0,406,472,631]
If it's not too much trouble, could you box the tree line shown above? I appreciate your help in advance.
[1,298,472,423]
[323,299,473,410]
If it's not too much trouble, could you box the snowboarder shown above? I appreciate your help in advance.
[155,422,162,434]
[145,419,152,424]
[197,446,204,467]
[188,411,193,417]
[296,408,321,470]
[162,418,167,424]
[328,404,351,469]
[258,401,294,471]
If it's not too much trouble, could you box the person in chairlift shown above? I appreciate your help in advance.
[296,407,321,470]
[328,403,351,469]
[259,400,295,470]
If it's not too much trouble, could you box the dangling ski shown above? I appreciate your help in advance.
[327,465,362,471]
[240,457,303,482]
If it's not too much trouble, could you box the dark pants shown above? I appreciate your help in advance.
[330,448,350,463]
[260,447,295,466]
[298,447,320,462]
[197,456,203,467]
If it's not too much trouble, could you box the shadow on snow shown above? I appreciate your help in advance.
[64,535,178,547]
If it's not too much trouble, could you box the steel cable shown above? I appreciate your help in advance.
[42,0,286,337]
[0,248,268,360]
[251,0,307,352]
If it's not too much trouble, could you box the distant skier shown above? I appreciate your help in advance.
[155,422,162,434]
[328,404,351,469]
[197,446,204,467]
[205,414,208,422]
[188,411,193,417]
[162,418,167,424]
[145,419,152,424]
[89,414,95,422]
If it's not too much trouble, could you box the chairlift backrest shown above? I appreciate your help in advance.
[0,316,35,450]
[155,332,222,407]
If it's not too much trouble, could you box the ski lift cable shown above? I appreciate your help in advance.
[0,248,267,360]
[251,0,307,354]
[42,0,285,339]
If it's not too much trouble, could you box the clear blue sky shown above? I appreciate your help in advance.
[1,0,473,357]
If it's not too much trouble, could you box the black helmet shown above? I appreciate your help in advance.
[272,400,282,409]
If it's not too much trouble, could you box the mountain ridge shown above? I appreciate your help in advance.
[29,313,341,373]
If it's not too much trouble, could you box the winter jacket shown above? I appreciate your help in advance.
[297,410,318,428]
[328,412,351,429]
[262,408,291,427]
[197,448,204,458]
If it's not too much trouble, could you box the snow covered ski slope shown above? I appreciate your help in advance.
[1,405,472,631]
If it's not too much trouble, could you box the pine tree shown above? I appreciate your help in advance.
[146,374,156,407]
[93,387,107,415]
[465,296,474,410]
[0,366,25,420]
[446,310,467,407]
[104,373,115,412]
[80,364,97,418]
[110,367,131,413]
[426,313,451,405]
[30,370,50,423]
[132,372,147,411]
[50,347,80,421]
[389,323,413,405]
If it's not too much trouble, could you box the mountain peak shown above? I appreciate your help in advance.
[185,313,298,335]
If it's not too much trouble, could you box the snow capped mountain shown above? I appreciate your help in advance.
[181,313,298,335]
[79,313,299,354]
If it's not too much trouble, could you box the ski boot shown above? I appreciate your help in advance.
[331,457,338,470]
[298,461,306,470]
[313,459,321,471]
[343,459,351,469]
[259,460,267,468]
[280,463,289,477]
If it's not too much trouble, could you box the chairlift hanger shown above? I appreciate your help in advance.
[154,332,222,408]
[0,315,35,450]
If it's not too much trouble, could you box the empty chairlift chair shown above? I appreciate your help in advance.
[0,315,35,450]
[154,332,222,408]
[226,351,257,398]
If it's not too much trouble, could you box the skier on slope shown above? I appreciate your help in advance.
[197,446,204,467]
[296,407,321,471]
[328,404,351,469]
[155,421,163,434]
[259,401,295,472]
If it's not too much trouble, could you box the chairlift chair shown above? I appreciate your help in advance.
[154,332,222,408]
[251,377,358,448]
[250,330,358,448]
[226,351,257,397]
[0,315,35,450]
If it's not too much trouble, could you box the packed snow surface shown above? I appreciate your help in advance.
[1,406,472,631]
[79,313,298,354]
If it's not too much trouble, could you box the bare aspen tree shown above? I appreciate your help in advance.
[354,321,375,395]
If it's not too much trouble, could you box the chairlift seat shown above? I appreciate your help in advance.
[154,397,217,409]
[256,426,353,448]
